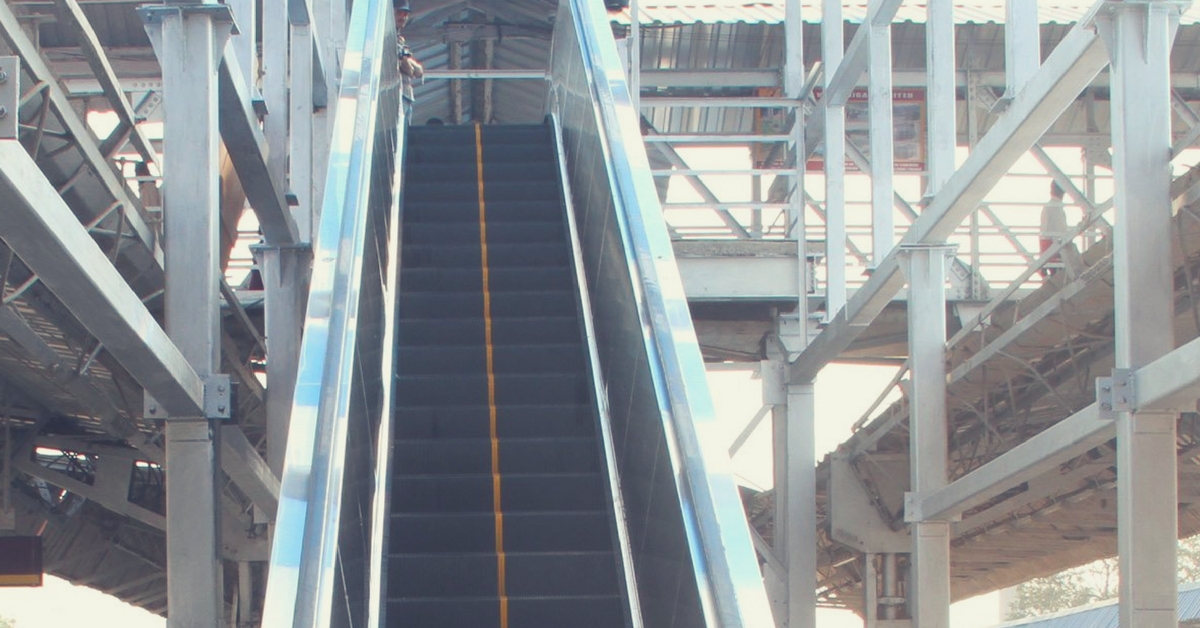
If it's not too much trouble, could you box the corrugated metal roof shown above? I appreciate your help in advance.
[992,581,1200,628]
[612,0,1200,25]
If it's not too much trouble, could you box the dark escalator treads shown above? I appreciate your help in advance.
[390,123,626,627]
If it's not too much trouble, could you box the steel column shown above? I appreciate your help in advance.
[1005,0,1040,97]
[823,0,846,318]
[290,23,315,241]
[264,0,288,187]
[786,0,807,329]
[868,22,894,265]
[770,360,816,628]
[899,245,954,628]
[259,246,309,478]
[925,0,956,195]
[155,5,232,622]
[1097,4,1183,628]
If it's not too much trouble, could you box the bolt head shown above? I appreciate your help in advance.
[1101,402,1112,411]
[148,405,158,415]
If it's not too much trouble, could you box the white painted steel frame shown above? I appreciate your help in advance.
[823,0,847,320]
[790,4,1110,382]
[900,245,953,628]
[1099,4,1184,627]
[153,5,231,625]
[0,142,204,416]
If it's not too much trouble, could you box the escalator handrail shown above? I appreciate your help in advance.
[553,0,775,626]
[260,0,400,623]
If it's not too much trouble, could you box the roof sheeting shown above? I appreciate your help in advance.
[611,0,1200,25]
[992,581,1200,628]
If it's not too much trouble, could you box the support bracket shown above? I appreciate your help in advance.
[145,374,233,419]
[0,56,16,140]
[1096,368,1134,414]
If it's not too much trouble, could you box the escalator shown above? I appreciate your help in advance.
[262,0,772,625]
[390,123,628,627]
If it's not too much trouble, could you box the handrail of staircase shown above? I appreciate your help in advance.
[260,0,403,623]
[547,0,774,626]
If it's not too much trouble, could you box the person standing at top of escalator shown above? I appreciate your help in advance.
[394,0,423,122]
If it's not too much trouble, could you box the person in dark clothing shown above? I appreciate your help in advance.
[394,0,423,122]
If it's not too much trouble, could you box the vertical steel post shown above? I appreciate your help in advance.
[868,22,894,266]
[151,5,233,625]
[630,0,640,114]
[823,0,846,317]
[786,0,807,325]
[290,23,315,241]
[900,244,954,628]
[1004,0,1040,97]
[785,382,816,628]
[228,0,256,91]
[1097,4,1183,628]
[864,553,878,628]
[259,246,309,478]
[925,0,955,195]
[264,0,288,188]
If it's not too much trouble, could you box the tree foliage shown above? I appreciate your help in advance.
[1005,536,1200,620]
[0,616,14,628]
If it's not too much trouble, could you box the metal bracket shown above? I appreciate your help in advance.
[1096,368,1135,414]
[0,56,18,140]
[144,374,233,420]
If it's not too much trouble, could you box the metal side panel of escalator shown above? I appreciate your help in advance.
[389,123,633,628]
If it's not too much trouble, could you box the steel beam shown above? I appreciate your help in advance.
[219,425,279,518]
[0,141,204,416]
[926,0,956,194]
[0,0,162,271]
[823,0,846,319]
[1099,4,1184,627]
[907,403,1112,522]
[219,50,298,245]
[789,9,1109,383]
[14,456,166,530]
[868,22,894,266]
[51,0,159,169]
[802,0,904,154]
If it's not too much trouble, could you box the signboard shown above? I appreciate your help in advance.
[0,536,43,587]
[752,87,927,173]
[807,87,927,172]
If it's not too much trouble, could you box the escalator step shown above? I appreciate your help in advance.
[405,181,561,204]
[388,594,625,628]
[395,373,589,406]
[402,221,564,246]
[393,473,606,513]
[398,291,576,319]
[396,374,588,408]
[403,200,563,223]
[402,160,557,184]
[400,266,573,293]
[402,243,570,269]
[394,404,595,439]
[394,437,601,475]
[397,344,585,376]
[405,142,554,165]
[390,511,614,553]
[390,551,618,598]
[396,317,581,347]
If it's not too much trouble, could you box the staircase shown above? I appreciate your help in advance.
[389,123,629,627]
